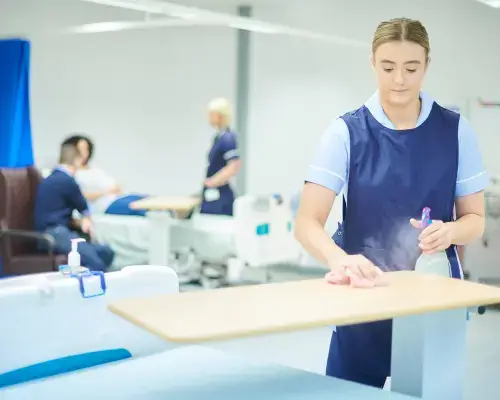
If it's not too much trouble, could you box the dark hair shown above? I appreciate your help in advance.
[62,134,94,164]
[59,143,80,165]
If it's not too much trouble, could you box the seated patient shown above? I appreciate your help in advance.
[34,143,115,272]
[62,134,148,216]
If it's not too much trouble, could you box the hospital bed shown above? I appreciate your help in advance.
[169,194,302,287]
[0,262,401,398]
[92,214,150,268]
[92,194,303,287]
[0,263,331,393]
[90,196,201,269]
[5,271,498,399]
[0,265,177,388]
[0,345,412,399]
[2,260,499,398]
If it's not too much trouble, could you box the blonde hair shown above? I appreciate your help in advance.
[208,97,231,124]
[372,18,430,61]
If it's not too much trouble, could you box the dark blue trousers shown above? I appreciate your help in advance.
[46,226,114,272]
[325,319,392,388]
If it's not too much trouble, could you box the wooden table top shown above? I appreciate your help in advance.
[130,196,200,212]
[109,271,500,343]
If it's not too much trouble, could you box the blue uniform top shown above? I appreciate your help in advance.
[205,130,240,179]
[34,167,90,231]
[307,91,489,199]
[201,129,240,216]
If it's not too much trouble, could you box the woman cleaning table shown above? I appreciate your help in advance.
[295,17,488,388]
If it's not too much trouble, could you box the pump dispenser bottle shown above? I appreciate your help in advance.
[68,238,87,275]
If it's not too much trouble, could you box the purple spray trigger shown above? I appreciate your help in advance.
[420,207,432,228]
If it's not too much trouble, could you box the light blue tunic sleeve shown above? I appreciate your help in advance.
[306,118,350,195]
[455,116,490,197]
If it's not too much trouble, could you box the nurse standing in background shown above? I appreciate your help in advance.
[200,98,242,216]
[295,17,488,388]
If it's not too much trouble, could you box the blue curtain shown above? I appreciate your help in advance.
[0,39,34,168]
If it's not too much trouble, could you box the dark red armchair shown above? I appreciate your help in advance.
[0,167,66,276]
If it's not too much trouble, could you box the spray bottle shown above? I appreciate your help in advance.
[414,207,450,277]
[68,238,88,275]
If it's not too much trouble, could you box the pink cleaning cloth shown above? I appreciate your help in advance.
[325,268,385,288]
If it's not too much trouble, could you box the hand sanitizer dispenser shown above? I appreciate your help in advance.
[68,238,87,275]
[57,238,107,299]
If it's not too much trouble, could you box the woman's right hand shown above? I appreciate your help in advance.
[328,254,383,282]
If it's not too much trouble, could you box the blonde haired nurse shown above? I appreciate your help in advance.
[295,18,488,387]
[200,98,242,216]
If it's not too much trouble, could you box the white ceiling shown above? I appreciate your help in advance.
[179,0,500,7]
[148,0,293,7]
[475,0,500,7]
[2,0,496,44]
[62,0,369,47]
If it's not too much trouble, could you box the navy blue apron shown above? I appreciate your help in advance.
[325,103,462,388]
[200,132,236,216]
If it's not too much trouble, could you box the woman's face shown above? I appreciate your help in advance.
[208,111,223,128]
[77,139,90,165]
[372,40,428,107]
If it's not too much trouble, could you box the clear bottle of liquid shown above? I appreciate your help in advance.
[414,252,450,277]
[414,207,450,277]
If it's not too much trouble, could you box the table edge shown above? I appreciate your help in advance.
[108,295,500,343]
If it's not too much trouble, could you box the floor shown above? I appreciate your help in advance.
[182,265,500,399]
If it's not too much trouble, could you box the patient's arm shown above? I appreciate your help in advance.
[84,184,122,201]
[205,159,242,188]
[109,184,122,194]
[78,167,122,201]
[84,190,107,201]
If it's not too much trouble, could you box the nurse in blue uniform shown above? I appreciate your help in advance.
[200,98,242,216]
[295,18,488,388]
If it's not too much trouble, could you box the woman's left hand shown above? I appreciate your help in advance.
[410,219,455,254]
[204,178,217,188]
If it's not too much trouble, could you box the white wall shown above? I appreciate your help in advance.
[245,0,500,225]
[0,0,237,196]
[1,0,499,208]
[248,0,500,194]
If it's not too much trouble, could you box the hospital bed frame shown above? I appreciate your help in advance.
[91,194,300,288]
[145,195,299,289]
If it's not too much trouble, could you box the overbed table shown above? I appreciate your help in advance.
[108,271,500,399]
[130,196,200,265]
